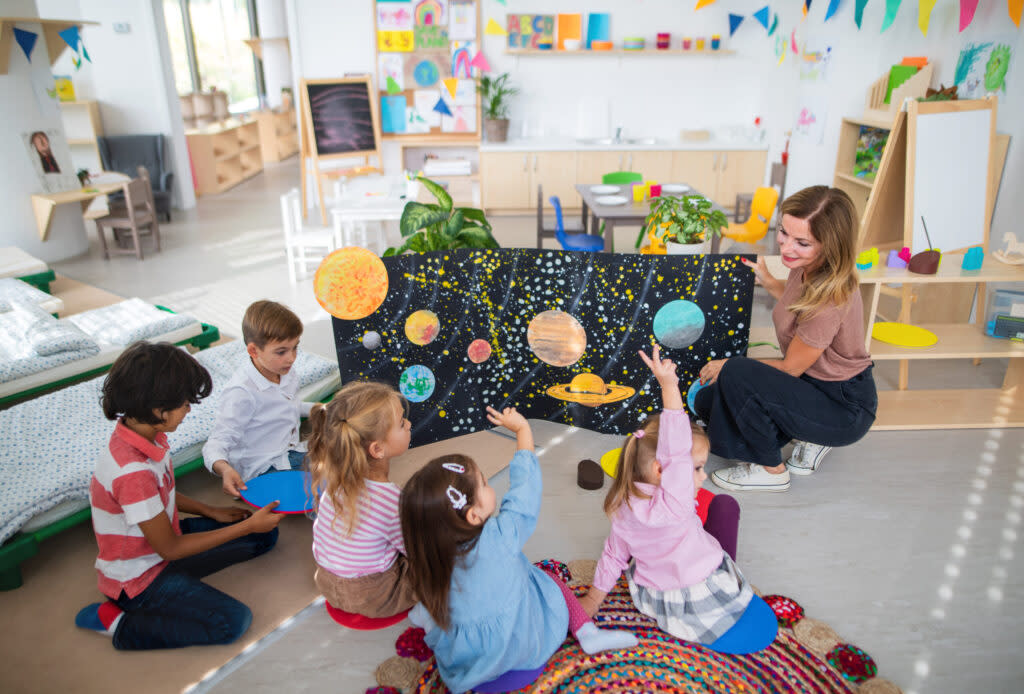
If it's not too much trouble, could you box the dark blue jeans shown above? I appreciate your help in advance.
[693,357,877,467]
[111,516,278,650]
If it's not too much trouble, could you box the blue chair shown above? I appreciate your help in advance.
[550,195,603,252]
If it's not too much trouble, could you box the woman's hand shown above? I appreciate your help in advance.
[638,344,677,384]
[699,359,727,385]
[741,256,770,286]
[206,505,253,524]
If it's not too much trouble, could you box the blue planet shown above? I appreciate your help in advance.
[413,60,440,87]
[653,300,706,349]
[399,364,436,403]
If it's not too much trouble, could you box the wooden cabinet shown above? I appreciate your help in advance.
[255,108,298,163]
[627,151,674,182]
[59,100,103,173]
[482,151,577,211]
[671,151,717,200]
[711,150,768,211]
[186,119,263,196]
[576,151,627,183]
[533,152,578,209]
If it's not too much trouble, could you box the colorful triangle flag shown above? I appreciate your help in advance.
[470,51,491,73]
[918,0,937,35]
[753,6,771,29]
[959,0,979,30]
[696,0,718,9]
[768,13,780,35]
[13,28,37,61]
[881,0,902,31]
[386,76,402,94]
[803,0,812,17]
[433,96,453,117]
[825,0,842,20]
[58,25,80,51]
[1011,0,1023,26]
[855,0,870,27]
[484,18,507,35]
[791,28,798,54]
[728,13,746,36]
[81,42,91,63]
[443,77,458,99]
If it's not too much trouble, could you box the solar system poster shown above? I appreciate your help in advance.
[321,248,755,447]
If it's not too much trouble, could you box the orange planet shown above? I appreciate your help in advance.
[527,310,587,367]
[546,372,635,406]
[405,310,440,345]
[467,338,492,363]
[313,247,389,320]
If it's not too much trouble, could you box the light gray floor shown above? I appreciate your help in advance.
[52,160,1024,694]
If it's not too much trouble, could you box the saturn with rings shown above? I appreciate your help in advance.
[546,372,636,406]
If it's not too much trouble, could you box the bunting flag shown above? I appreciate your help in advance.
[469,50,491,73]
[696,0,718,9]
[13,28,37,61]
[433,96,453,116]
[769,13,780,34]
[729,13,746,35]
[753,6,772,28]
[386,76,402,94]
[881,0,902,31]
[442,77,458,99]
[825,0,842,20]
[791,27,799,53]
[58,25,79,51]
[959,0,979,30]
[1011,0,1023,26]
[775,31,787,64]
[918,0,937,34]
[484,18,507,36]
[855,0,870,27]
[803,0,812,17]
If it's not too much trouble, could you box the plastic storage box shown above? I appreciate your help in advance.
[985,288,1024,340]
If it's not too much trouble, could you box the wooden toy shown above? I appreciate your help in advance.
[993,232,1024,265]
[855,247,878,270]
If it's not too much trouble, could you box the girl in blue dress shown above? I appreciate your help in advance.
[400,406,637,694]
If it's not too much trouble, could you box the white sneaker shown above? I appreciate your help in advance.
[786,441,832,476]
[711,463,791,492]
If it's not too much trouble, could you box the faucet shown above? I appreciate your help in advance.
[613,126,623,144]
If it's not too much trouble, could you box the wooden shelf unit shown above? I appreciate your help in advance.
[832,115,895,222]
[255,108,298,163]
[504,48,736,56]
[748,256,1024,430]
[185,119,263,196]
[58,100,103,173]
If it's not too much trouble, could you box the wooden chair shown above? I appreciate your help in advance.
[280,188,337,282]
[536,185,582,248]
[94,177,161,260]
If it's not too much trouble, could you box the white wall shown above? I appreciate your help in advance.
[286,0,1022,238]
[256,0,293,108]
[39,0,196,211]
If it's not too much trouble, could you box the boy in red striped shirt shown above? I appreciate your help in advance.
[75,342,283,650]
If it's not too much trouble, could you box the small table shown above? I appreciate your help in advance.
[575,183,724,254]
[30,172,131,242]
[329,176,408,254]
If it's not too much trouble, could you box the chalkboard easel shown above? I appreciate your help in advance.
[299,76,383,225]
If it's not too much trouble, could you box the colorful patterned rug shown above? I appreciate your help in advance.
[370,560,902,694]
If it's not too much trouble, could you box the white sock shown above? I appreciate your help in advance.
[574,620,639,655]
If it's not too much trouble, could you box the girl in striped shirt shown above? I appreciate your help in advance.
[308,381,415,618]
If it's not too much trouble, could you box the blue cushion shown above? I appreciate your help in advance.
[707,593,778,654]
[239,470,317,514]
[473,665,546,693]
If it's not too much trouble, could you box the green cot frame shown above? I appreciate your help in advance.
[16,269,56,293]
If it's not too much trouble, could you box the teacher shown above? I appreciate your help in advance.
[693,186,877,493]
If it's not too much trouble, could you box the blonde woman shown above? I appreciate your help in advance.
[694,186,876,492]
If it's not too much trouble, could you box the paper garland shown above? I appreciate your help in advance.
[881,0,902,31]
[13,28,37,61]
[484,18,506,35]
[696,0,718,9]
[433,95,452,116]
[918,0,937,35]
[959,0,979,30]
[855,0,870,27]
[1011,0,1023,26]
[825,0,842,21]
[469,50,490,73]
[729,13,746,35]
[769,13,780,34]
[753,6,771,28]
[803,0,812,17]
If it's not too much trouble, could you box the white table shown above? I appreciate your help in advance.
[329,176,410,254]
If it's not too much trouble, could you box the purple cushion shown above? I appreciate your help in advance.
[473,665,546,693]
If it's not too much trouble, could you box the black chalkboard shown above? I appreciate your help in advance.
[302,79,380,158]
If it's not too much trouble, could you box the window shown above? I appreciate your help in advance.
[163,0,262,113]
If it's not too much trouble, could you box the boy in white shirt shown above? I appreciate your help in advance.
[204,300,314,496]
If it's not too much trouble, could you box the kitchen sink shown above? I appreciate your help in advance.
[576,136,659,146]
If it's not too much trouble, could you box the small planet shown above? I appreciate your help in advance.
[313,247,388,320]
[362,331,382,350]
[399,364,436,403]
[546,372,636,406]
[527,310,587,367]
[467,339,492,363]
[413,59,440,87]
[653,299,706,349]
[405,310,440,346]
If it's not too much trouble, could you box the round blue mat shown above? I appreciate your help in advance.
[239,470,317,514]
[707,593,778,654]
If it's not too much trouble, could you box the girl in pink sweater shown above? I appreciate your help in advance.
[580,345,752,644]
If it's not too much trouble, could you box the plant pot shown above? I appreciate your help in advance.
[666,239,708,255]
[484,118,510,142]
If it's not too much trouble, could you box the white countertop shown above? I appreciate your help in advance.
[479,137,769,152]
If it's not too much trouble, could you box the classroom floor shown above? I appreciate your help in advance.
[51,159,1024,694]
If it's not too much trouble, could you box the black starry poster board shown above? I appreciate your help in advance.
[332,249,755,447]
[303,79,380,158]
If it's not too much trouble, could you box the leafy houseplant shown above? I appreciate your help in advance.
[636,194,729,251]
[476,73,519,143]
[385,176,500,256]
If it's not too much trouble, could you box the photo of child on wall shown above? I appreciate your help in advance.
[22,129,79,193]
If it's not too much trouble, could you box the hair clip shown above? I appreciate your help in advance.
[441,462,465,473]
[446,485,467,510]
[633,429,645,439]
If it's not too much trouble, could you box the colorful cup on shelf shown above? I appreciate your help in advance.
[632,184,646,203]
[696,37,706,50]
[711,34,721,50]
[650,184,662,198]
[656,33,671,49]
[623,36,646,50]
[591,40,614,51]
[682,37,693,50]
[644,181,659,197]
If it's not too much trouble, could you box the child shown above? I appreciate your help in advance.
[401,406,638,694]
[75,342,283,650]
[204,300,312,497]
[307,381,416,617]
[579,345,753,645]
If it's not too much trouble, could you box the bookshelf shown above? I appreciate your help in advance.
[185,119,263,196]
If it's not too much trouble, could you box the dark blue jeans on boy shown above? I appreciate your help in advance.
[693,356,877,467]
[110,517,277,650]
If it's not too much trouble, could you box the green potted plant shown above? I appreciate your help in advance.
[636,194,729,254]
[385,176,500,256]
[476,73,519,143]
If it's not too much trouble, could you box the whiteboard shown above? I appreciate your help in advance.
[911,108,991,253]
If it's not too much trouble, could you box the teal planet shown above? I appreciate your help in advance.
[653,300,706,349]
[399,364,436,403]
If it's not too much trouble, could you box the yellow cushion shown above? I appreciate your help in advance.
[871,322,938,348]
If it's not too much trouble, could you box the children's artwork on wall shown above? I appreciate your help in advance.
[415,24,449,50]
[378,30,414,52]
[406,106,431,133]
[449,0,476,40]
[453,78,476,105]
[23,130,79,193]
[328,249,755,446]
[413,89,442,126]
[793,97,826,145]
[378,1,414,31]
[451,40,476,78]
[506,14,555,49]
[378,53,405,93]
[955,39,1014,100]
[441,104,474,132]
[799,44,832,81]
[406,52,450,87]
[381,95,408,133]
[415,0,447,26]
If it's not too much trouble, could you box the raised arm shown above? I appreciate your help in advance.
[485,406,539,550]
[638,345,682,411]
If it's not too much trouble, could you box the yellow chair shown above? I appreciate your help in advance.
[722,187,779,245]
